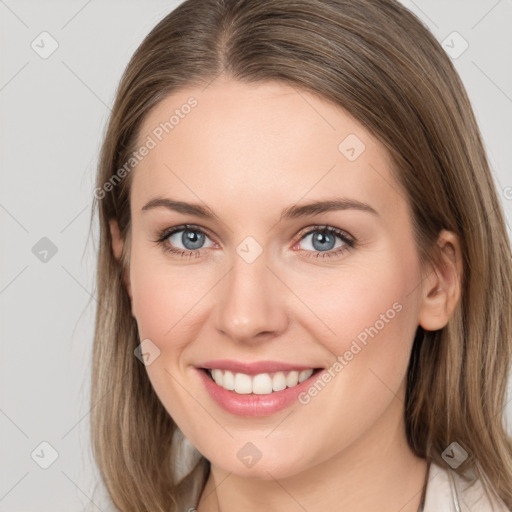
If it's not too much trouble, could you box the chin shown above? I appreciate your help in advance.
[207,447,312,480]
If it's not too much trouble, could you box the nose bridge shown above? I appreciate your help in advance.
[215,237,287,342]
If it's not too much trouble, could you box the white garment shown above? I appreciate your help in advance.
[424,461,509,512]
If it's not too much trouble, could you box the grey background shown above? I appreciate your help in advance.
[1,1,511,510]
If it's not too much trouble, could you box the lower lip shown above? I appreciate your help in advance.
[196,368,322,417]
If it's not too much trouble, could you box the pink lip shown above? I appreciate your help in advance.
[195,365,323,417]
[198,359,317,375]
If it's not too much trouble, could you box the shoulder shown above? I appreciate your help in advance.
[424,461,510,512]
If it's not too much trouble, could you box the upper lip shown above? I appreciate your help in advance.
[198,359,321,375]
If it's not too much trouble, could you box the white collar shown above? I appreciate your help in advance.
[424,461,508,511]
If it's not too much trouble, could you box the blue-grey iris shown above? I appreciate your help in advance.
[182,230,204,250]
[312,232,336,251]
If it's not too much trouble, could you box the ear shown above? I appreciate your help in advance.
[109,219,132,299]
[418,230,463,331]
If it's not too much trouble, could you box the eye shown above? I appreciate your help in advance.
[155,224,215,257]
[295,225,355,259]
[155,224,355,260]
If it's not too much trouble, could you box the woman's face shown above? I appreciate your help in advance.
[117,78,429,479]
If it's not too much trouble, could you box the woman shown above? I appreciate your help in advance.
[89,0,512,510]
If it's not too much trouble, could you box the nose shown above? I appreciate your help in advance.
[214,246,289,345]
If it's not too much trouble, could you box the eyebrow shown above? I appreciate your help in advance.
[141,197,379,220]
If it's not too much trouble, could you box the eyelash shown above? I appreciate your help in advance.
[154,224,356,259]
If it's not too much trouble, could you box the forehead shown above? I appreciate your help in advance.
[131,79,403,222]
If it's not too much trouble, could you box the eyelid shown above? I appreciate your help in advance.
[292,225,355,256]
[156,223,216,243]
[296,224,354,243]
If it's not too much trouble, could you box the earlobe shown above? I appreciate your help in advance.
[109,219,124,261]
[418,230,463,331]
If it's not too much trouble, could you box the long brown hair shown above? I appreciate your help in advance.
[89,0,512,509]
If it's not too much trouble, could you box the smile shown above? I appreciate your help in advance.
[207,368,318,394]
[196,363,325,417]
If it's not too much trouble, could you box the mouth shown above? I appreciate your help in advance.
[200,367,323,395]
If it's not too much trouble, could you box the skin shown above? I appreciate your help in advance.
[110,78,462,512]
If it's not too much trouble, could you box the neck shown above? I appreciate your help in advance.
[197,394,428,512]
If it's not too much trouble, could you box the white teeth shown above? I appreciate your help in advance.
[253,373,273,394]
[208,368,316,394]
[299,369,314,383]
[211,369,223,386]
[272,372,287,391]
[234,373,252,394]
[286,371,299,387]
[223,370,235,390]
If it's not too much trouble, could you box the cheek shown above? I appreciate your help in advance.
[128,245,202,424]
[129,240,205,344]
[293,249,419,343]
[290,245,421,392]
[131,272,175,342]
[286,256,421,455]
